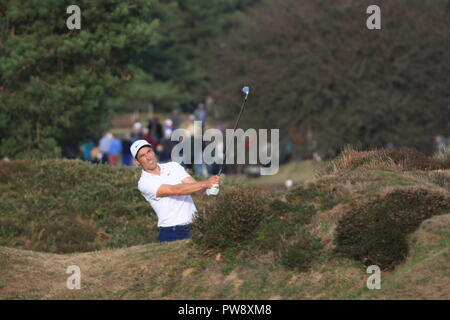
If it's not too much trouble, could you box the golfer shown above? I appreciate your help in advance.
[131,139,220,242]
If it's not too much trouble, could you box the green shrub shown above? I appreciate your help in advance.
[0,218,24,238]
[253,189,317,252]
[287,184,337,211]
[280,230,323,272]
[269,199,295,214]
[192,186,270,250]
[335,188,450,269]
[0,159,158,253]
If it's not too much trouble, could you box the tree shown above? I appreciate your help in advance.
[0,0,159,158]
[209,0,450,158]
[108,0,259,113]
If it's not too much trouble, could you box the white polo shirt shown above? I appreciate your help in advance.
[137,162,197,227]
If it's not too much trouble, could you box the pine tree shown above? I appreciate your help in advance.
[0,0,159,158]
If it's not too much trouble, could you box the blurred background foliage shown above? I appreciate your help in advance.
[0,0,448,159]
[210,0,450,158]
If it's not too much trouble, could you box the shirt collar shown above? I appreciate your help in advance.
[142,164,172,177]
[142,164,162,176]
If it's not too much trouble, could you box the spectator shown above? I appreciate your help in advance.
[171,108,183,130]
[186,114,196,137]
[131,122,143,142]
[99,132,113,164]
[122,133,133,166]
[107,133,122,167]
[80,141,94,161]
[194,103,207,123]
[91,146,102,164]
[435,135,447,151]
[141,127,157,147]
[163,119,173,139]
[151,117,163,143]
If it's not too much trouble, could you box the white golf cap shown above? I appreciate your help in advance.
[130,139,153,159]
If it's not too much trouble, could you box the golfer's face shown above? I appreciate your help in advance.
[136,147,157,170]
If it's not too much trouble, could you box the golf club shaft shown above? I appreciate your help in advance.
[218,95,248,176]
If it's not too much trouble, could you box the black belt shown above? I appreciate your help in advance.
[159,224,192,231]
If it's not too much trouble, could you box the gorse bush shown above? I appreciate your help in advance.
[192,186,271,250]
[0,160,157,253]
[335,188,450,270]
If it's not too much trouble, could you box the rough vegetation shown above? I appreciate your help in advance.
[0,147,449,299]
[192,186,271,250]
[335,188,450,270]
[0,160,157,253]
[316,147,450,178]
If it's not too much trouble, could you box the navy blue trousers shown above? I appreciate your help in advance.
[157,224,192,242]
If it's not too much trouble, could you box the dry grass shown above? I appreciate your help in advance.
[315,146,446,179]
[315,147,379,178]
[433,147,450,163]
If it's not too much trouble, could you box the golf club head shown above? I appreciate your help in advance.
[242,86,250,98]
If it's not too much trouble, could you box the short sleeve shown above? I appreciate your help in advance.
[138,177,163,200]
[172,162,191,180]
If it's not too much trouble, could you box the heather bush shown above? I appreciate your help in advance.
[0,160,157,253]
[192,186,271,250]
[335,188,450,269]
[254,200,316,252]
[280,229,323,272]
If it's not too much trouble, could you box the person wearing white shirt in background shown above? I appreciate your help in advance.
[130,140,220,242]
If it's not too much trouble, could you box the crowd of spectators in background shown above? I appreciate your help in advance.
[78,104,450,177]
[79,105,220,177]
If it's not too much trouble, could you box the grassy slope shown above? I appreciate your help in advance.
[0,214,448,300]
[0,158,449,299]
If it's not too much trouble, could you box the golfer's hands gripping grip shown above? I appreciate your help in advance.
[205,175,220,196]
[206,184,220,196]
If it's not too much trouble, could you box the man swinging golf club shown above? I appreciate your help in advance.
[133,86,249,242]
[131,140,220,242]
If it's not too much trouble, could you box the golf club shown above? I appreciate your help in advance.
[206,86,250,196]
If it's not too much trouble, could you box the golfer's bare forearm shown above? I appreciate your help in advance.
[181,182,207,195]
[156,182,208,197]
